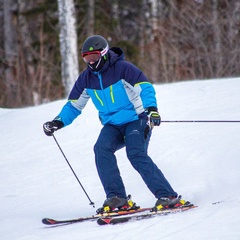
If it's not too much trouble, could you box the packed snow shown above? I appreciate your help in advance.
[1,78,240,240]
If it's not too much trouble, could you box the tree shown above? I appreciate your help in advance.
[57,0,79,96]
[1,0,240,107]
[87,0,94,36]
[3,0,18,107]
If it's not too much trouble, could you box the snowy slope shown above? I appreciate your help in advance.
[1,78,240,240]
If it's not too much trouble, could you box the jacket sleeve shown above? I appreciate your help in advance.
[122,61,158,110]
[54,77,90,126]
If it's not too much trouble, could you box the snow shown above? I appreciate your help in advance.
[1,78,240,240]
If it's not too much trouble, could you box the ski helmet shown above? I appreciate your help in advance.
[81,35,109,71]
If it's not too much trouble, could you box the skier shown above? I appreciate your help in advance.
[43,35,186,213]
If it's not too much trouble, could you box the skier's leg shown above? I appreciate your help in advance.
[125,119,177,198]
[94,125,127,198]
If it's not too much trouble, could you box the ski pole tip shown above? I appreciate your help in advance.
[90,202,95,208]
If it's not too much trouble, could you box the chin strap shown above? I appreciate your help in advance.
[88,57,104,71]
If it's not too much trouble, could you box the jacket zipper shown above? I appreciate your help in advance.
[94,73,114,107]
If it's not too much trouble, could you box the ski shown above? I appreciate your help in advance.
[42,201,223,226]
[42,207,151,226]
[97,204,197,225]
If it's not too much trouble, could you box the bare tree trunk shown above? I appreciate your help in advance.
[212,0,222,76]
[0,0,4,104]
[145,0,168,83]
[57,0,79,96]
[87,0,94,36]
[150,0,159,83]
[112,0,121,36]
[227,0,240,76]
[3,0,18,107]
[17,0,35,105]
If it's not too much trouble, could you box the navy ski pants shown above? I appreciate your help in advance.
[94,118,177,199]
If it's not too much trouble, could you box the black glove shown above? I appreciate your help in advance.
[147,107,161,127]
[43,120,64,136]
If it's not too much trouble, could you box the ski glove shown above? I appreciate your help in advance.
[147,107,161,127]
[43,120,64,136]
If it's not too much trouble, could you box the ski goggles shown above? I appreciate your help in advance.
[82,51,101,63]
[82,45,109,64]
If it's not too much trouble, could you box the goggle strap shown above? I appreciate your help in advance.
[100,44,109,56]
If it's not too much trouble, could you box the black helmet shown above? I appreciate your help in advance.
[81,35,109,71]
[82,35,109,56]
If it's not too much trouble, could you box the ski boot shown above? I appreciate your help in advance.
[151,195,191,212]
[96,195,139,214]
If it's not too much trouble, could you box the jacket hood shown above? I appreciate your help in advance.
[99,47,124,73]
[108,47,125,65]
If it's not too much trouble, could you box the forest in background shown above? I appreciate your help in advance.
[0,0,240,108]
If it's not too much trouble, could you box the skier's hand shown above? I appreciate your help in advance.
[147,107,161,127]
[43,120,64,136]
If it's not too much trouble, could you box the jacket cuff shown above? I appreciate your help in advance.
[53,119,64,129]
[146,107,158,114]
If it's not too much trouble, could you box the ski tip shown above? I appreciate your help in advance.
[42,218,56,225]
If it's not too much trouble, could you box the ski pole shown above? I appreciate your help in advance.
[161,120,240,123]
[52,133,95,207]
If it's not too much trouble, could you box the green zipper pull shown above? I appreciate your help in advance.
[94,89,104,106]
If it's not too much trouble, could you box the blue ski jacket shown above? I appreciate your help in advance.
[55,47,158,126]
